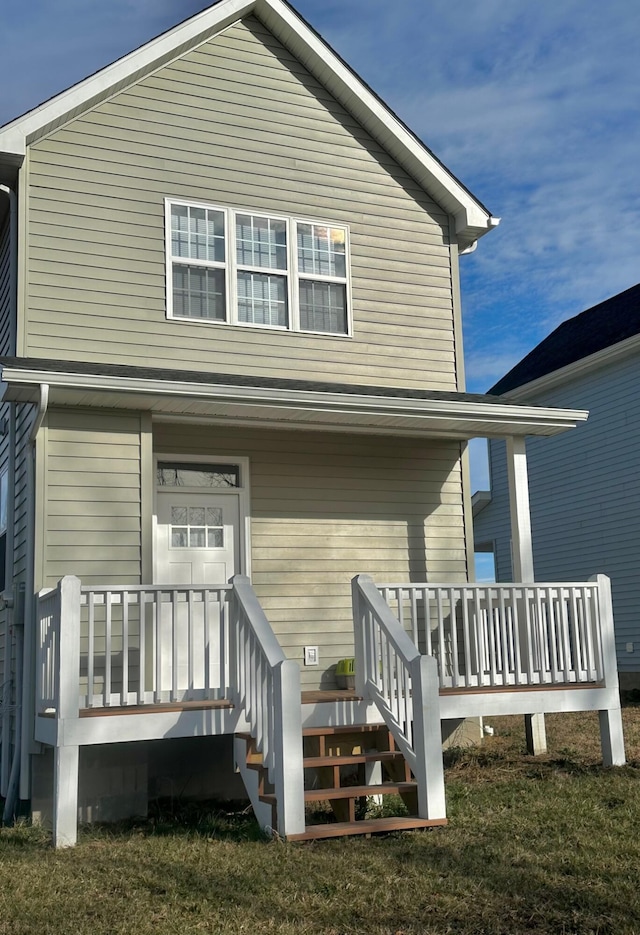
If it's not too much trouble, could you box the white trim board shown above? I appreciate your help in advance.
[0,365,589,438]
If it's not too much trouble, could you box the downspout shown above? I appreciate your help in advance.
[3,384,48,823]
[0,182,19,823]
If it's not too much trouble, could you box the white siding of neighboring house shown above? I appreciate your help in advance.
[474,351,640,677]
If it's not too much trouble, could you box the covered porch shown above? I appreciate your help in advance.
[1,357,621,847]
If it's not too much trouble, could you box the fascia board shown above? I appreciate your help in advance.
[500,332,640,402]
[0,0,496,245]
[0,365,588,435]
[257,1,496,244]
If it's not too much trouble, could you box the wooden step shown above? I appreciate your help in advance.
[303,750,404,769]
[301,724,388,737]
[287,815,447,841]
[261,782,416,805]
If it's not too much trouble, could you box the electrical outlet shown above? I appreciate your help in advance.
[626,642,634,653]
[304,646,319,666]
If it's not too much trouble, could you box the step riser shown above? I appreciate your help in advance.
[239,725,437,840]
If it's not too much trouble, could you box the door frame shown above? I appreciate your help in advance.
[152,452,251,583]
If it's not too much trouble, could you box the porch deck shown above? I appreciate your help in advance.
[35,573,625,847]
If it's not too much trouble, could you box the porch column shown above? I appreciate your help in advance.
[505,437,534,582]
[505,437,547,755]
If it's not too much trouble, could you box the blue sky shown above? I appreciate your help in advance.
[2,0,640,499]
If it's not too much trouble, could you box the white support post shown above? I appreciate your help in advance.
[505,439,547,754]
[411,654,446,820]
[53,745,79,848]
[593,574,625,766]
[53,576,81,848]
[505,437,534,582]
[273,659,305,838]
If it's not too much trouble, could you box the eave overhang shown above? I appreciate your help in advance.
[0,0,497,248]
[0,360,588,440]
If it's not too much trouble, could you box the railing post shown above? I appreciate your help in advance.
[592,574,625,766]
[273,659,305,837]
[352,575,369,697]
[411,654,446,820]
[53,575,81,848]
[57,576,82,721]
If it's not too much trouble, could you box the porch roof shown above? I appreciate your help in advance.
[0,357,588,440]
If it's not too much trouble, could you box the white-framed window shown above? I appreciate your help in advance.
[166,199,351,336]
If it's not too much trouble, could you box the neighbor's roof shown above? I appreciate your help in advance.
[491,282,640,396]
[0,0,498,249]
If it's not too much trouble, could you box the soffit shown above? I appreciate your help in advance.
[0,360,588,440]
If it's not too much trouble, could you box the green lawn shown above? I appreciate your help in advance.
[2,706,640,935]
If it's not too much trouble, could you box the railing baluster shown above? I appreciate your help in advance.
[154,591,162,703]
[104,592,112,706]
[461,588,472,688]
[122,590,129,705]
[423,587,432,657]
[171,590,179,703]
[410,587,419,648]
[138,591,146,704]
[87,592,95,706]
[449,588,460,688]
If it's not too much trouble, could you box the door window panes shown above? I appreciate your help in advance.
[158,463,240,488]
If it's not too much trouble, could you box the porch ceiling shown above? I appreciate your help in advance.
[0,357,588,440]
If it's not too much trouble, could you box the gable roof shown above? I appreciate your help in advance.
[0,0,498,250]
[490,282,640,396]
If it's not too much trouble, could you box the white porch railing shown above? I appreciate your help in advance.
[229,575,305,838]
[36,574,306,844]
[37,580,233,711]
[378,579,611,690]
[352,574,446,822]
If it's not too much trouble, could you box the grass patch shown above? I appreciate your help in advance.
[3,709,640,934]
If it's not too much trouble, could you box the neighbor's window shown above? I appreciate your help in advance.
[166,200,350,336]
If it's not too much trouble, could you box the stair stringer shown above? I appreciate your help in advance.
[233,736,274,834]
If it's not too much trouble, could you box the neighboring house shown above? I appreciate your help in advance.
[0,0,624,847]
[474,282,640,690]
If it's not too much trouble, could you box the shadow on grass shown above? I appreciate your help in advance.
[78,798,269,844]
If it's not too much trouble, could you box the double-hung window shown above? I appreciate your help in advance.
[166,200,350,336]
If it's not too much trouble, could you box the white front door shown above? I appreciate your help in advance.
[155,490,239,586]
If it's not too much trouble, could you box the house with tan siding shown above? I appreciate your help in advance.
[0,0,625,846]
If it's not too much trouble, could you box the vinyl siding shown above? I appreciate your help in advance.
[42,409,143,587]
[153,422,467,688]
[476,353,640,673]
[25,16,457,390]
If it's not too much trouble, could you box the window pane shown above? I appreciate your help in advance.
[171,528,188,548]
[299,281,347,334]
[207,507,223,526]
[189,507,205,525]
[237,272,288,327]
[208,529,224,548]
[172,265,226,320]
[171,506,188,524]
[190,528,206,548]
[297,224,346,278]
[236,214,287,270]
[171,204,225,262]
[157,463,240,488]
